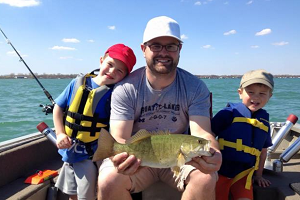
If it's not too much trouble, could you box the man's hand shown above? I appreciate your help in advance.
[187,147,222,174]
[111,152,141,175]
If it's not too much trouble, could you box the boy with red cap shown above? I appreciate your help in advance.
[53,43,136,200]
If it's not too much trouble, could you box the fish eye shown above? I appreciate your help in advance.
[198,140,203,144]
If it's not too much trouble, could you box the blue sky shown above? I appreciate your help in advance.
[0,0,299,76]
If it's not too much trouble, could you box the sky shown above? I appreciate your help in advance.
[0,0,299,76]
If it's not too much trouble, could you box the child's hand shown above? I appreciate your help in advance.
[254,175,271,187]
[56,133,72,149]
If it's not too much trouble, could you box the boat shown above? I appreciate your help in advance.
[1,26,299,200]
[0,118,299,200]
[14,76,28,79]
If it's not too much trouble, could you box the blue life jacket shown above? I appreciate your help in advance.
[218,102,270,189]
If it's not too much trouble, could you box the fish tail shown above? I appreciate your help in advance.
[92,128,116,161]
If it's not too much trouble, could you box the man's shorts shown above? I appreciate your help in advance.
[216,174,253,200]
[55,159,101,199]
[99,158,197,193]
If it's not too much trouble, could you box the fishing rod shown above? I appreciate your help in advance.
[0,27,55,115]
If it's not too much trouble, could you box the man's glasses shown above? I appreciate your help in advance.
[145,43,180,52]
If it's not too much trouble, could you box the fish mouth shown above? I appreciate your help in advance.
[189,145,211,156]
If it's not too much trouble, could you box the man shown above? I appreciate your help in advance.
[97,16,222,200]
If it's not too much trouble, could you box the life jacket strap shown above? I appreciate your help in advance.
[232,117,269,132]
[219,138,261,189]
[219,139,261,156]
[67,111,109,124]
[65,121,103,133]
[230,152,260,190]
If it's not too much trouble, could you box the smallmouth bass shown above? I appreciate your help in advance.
[93,128,212,174]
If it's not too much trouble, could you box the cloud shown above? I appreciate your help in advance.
[255,28,272,36]
[87,40,95,43]
[50,46,76,50]
[181,34,188,40]
[108,26,116,30]
[62,38,80,43]
[7,51,28,57]
[0,0,40,7]
[202,45,213,49]
[251,45,260,48]
[195,1,201,5]
[272,41,289,46]
[7,51,17,56]
[246,1,253,5]
[59,56,73,60]
[224,30,237,36]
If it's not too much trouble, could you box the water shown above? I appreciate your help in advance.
[204,78,300,122]
[0,79,69,142]
[0,78,299,142]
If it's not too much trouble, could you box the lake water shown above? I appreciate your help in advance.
[0,77,299,142]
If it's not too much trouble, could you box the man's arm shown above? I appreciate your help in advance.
[109,119,134,143]
[109,119,141,175]
[188,115,222,174]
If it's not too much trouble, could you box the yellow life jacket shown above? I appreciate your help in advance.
[64,73,112,143]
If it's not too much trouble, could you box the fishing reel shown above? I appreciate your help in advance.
[40,104,54,115]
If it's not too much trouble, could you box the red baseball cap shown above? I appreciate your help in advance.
[105,44,136,73]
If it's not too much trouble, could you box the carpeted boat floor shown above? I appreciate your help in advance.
[290,183,300,195]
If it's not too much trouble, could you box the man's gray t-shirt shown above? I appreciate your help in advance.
[110,67,211,135]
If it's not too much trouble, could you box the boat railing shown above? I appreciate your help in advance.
[265,116,300,172]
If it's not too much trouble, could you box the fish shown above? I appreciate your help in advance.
[92,128,212,175]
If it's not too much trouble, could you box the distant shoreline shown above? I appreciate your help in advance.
[0,74,299,79]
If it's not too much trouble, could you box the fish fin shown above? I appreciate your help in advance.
[177,152,186,167]
[171,166,180,176]
[172,152,185,177]
[92,128,115,162]
[126,129,151,144]
[150,130,171,135]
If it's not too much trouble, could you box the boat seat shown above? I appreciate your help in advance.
[0,136,67,200]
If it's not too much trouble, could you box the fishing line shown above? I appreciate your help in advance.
[0,27,55,114]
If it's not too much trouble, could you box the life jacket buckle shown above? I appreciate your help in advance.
[73,112,84,120]
[84,85,93,92]
[253,120,257,126]
[71,123,83,131]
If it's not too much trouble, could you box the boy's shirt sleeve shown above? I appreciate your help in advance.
[55,79,76,109]
[211,108,233,136]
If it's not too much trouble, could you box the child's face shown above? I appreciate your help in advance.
[99,55,128,85]
[238,83,272,113]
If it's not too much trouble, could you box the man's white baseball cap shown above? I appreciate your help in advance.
[143,16,183,43]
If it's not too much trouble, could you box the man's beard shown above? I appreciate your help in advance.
[146,56,179,75]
